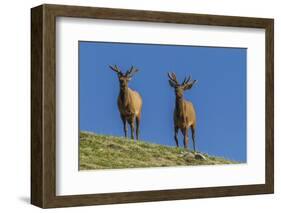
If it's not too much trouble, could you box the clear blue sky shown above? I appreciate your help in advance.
[79,41,247,162]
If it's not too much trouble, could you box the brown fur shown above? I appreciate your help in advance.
[168,72,197,151]
[110,65,143,140]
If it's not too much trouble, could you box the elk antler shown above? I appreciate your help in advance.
[168,72,179,87]
[126,66,139,77]
[182,75,191,86]
[182,75,197,90]
[109,65,122,74]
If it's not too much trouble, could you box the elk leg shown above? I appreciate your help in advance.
[191,125,196,152]
[174,127,179,147]
[121,115,127,138]
[136,115,140,140]
[129,117,135,140]
[182,128,188,150]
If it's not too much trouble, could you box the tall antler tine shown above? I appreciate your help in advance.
[172,72,179,84]
[131,66,137,75]
[182,75,191,85]
[126,65,139,77]
[109,65,117,72]
[167,72,173,80]
[168,72,179,85]
[182,75,188,85]
[171,72,177,80]
[114,65,121,72]
[109,64,123,75]
[182,77,187,85]
[129,65,134,72]
[186,75,191,82]
[126,66,133,75]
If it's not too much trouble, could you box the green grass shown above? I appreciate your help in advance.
[79,131,237,170]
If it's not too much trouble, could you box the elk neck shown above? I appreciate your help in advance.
[119,86,130,105]
[175,96,184,114]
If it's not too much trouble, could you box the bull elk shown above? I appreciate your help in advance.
[109,65,143,140]
[168,72,197,151]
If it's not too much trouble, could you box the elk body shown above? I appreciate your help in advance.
[168,72,197,151]
[109,65,142,140]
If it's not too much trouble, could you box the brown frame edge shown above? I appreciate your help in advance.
[31,4,274,208]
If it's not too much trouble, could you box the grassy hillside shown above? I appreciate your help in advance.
[79,131,237,170]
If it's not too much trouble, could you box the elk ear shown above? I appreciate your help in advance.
[183,80,197,90]
[168,80,177,88]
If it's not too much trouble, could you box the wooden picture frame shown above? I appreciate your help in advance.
[31,4,274,208]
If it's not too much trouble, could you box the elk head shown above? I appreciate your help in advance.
[168,72,197,99]
[109,65,139,91]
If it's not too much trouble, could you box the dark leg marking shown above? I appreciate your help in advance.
[129,117,135,140]
[174,127,179,147]
[136,115,141,140]
[182,128,188,150]
[121,115,127,138]
[191,125,196,152]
